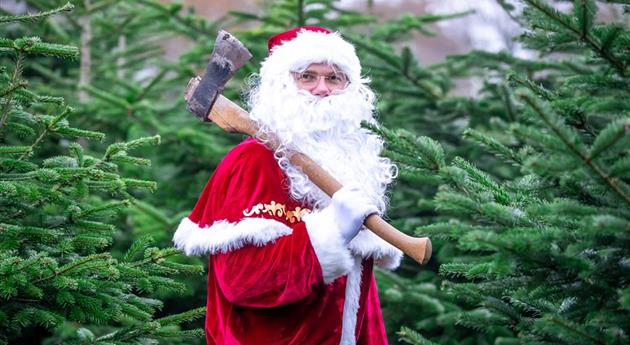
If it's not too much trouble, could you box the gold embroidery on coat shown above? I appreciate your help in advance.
[243,201,311,223]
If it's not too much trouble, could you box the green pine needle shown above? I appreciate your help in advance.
[0,2,74,24]
[398,326,441,345]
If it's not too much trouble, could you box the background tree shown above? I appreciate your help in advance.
[1,2,244,341]
[369,1,630,344]
[0,3,205,344]
[229,1,630,344]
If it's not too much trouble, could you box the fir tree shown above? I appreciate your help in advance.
[12,0,237,237]
[368,0,630,344]
[5,1,241,338]
[0,3,204,344]
[230,1,630,344]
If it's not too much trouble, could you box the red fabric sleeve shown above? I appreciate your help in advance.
[196,139,325,307]
[212,222,323,307]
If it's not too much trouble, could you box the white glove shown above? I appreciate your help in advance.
[327,186,378,244]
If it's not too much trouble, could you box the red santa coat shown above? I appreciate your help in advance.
[173,138,402,345]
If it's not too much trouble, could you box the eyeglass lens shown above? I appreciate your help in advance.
[293,71,348,89]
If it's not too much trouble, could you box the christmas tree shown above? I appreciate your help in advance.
[368,1,630,344]
[3,1,244,340]
[0,3,205,344]
[228,1,630,343]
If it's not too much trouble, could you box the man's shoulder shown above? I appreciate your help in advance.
[229,137,273,158]
[221,137,276,167]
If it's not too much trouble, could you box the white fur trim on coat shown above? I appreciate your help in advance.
[172,217,292,256]
[340,256,363,345]
[348,228,403,270]
[263,29,363,85]
[302,208,354,284]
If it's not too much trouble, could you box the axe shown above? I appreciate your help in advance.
[185,30,432,265]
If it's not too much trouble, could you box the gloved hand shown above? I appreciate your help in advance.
[327,186,378,244]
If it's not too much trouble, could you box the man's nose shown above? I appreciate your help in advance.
[310,77,331,97]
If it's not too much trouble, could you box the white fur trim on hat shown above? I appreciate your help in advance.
[262,29,362,84]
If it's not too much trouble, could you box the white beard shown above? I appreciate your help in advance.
[246,73,397,213]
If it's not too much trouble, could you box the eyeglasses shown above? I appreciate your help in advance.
[291,70,349,90]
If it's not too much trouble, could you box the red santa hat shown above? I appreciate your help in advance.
[260,26,363,85]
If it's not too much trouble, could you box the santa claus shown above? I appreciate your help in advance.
[173,26,402,345]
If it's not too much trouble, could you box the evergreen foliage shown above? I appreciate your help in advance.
[0,3,204,344]
[365,1,630,344]
[7,0,239,248]
[2,1,241,342]
[3,0,628,344]
[230,1,630,343]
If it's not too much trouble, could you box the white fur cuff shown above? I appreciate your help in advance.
[302,208,354,284]
[173,217,293,256]
[348,229,403,270]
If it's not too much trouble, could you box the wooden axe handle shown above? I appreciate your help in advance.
[289,152,432,265]
[190,85,432,265]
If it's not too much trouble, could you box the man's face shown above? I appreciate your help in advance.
[291,63,349,97]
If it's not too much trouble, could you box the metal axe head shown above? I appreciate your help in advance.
[185,30,253,121]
